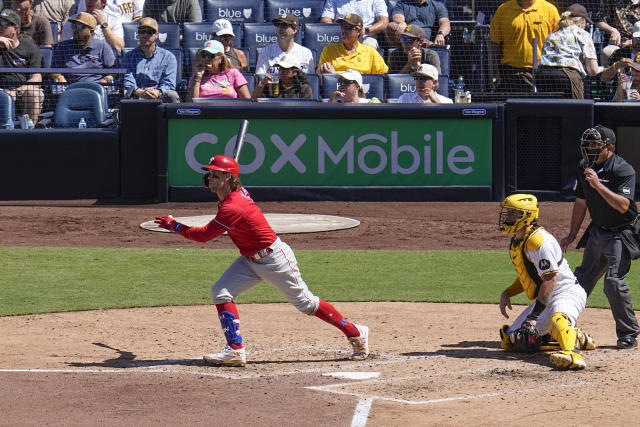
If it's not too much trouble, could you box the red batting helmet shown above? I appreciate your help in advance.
[201,155,239,177]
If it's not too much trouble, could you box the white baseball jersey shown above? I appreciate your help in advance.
[77,0,144,22]
[507,228,587,334]
[255,43,315,75]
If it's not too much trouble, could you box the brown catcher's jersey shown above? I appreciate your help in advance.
[509,226,575,300]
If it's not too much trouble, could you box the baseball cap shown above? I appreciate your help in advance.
[413,63,439,80]
[339,69,363,86]
[567,3,593,25]
[68,12,97,30]
[0,9,20,26]
[138,17,158,32]
[198,39,225,56]
[633,20,640,39]
[272,13,299,28]
[213,18,234,36]
[337,13,363,28]
[400,24,426,40]
[275,55,300,69]
[591,125,616,145]
[630,55,640,72]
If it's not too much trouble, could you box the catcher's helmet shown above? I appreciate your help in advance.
[499,194,539,235]
[201,155,239,177]
[580,125,615,168]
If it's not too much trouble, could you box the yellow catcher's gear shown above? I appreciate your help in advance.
[499,194,539,235]
[548,312,586,370]
[509,226,546,300]
[550,350,586,370]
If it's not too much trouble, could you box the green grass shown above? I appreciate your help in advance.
[1,247,636,316]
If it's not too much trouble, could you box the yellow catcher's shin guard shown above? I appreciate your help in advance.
[549,312,579,351]
[550,350,586,370]
[500,325,512,351]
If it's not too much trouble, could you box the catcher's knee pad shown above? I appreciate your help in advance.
[218,311,242,346]
[548,312,579,351]
[500,325,512,351]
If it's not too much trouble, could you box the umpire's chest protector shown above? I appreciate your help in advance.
[509,227,545,300]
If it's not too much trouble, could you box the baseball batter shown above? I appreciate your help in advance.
[155,155,369,367]
[497,194,595,370]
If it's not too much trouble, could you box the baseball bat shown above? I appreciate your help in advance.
[233,119,249,162]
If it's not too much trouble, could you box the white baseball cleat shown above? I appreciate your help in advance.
[203,345,246,367]
[349,324,370,360]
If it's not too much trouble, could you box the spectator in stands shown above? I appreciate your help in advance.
[61,0,125,55]
[398,63,452,103]
[49,12,115,84]
[251,55,313,100]
[76,0,143,26]
[255,13,314,75]
[142,0,201,23]
[613,54,640,100]
[535,4,600,98]
[320,0,389,49]
[387,24,441,74]
[317,13,388,75]
[0,8,43,123]
[12,0,53,47]
[489,0,559,92]
[385,0,451,50]
[32,0,76,42]
[595,1,640,50]
[601,20,640,83]
[212,19,247,72]
[122,17,180,102]
[328,69,381,103]
[186,39,251,101]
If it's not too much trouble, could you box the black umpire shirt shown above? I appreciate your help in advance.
[576,153,638,229]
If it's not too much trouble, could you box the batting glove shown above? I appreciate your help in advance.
[154,215,183,232]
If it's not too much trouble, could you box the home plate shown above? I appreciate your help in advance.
[140,213,360,234]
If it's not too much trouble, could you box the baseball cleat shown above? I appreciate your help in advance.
[203,345,246,367]
[550,350,586,370]
[349,324,370,360]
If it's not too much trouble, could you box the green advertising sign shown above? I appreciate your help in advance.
[167,118,492,187]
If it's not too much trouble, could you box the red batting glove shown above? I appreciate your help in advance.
[154,216,182,232]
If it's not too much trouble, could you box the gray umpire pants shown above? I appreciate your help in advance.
[575,226,640,340]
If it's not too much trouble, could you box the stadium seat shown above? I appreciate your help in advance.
[39,47,53,68]
[320,73,385,100]
[305,73,320,100]
[206,0,264,24]
[265,0,324,26]
[0,90,15,125]
[51,88,114,128]
[123,22,181,48]
[183,22,213,48]
[386,73,416,100]
[66,81,110,113]
[430,46,450,78]
[49,21,58,45]
[242,23,303,70]
[302,23,341,58]
[242,72,256,93]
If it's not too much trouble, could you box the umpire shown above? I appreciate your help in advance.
[561,125,640,349]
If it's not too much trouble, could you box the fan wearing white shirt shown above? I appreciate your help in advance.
[398,63,452,104]
[254,13,314,75]
[60,0,124,54]
[75,0,143,23]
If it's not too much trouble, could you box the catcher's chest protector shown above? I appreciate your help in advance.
[510,227,545,300]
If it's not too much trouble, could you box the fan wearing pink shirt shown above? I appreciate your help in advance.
[186,39,251,101]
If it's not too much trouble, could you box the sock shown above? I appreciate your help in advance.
[216,302,243,349]
[314,300,359,338]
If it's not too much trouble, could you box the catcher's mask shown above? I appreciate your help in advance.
[580,125,615,168]
[499,194,539,235]
[201,155,239,187]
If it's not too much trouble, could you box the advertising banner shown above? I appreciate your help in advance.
[168,118,492,187]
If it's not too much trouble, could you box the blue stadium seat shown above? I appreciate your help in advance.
[123,22,181,48]
[52,88,113,128]
[39,47,53,68]
[302,23,341,57]
[206,0,264,24]
[242,23,303,70]
[183,22,213,48]
[265,0,324,26]
[320,73,385,100]
[0,90,15,125]
[305,73,319,100]
[66,81,109,113]
[49,21,58,45]
[242,72,255,93]
[386,74,416,100]
[437,75,449,98]
[430,46,450,79]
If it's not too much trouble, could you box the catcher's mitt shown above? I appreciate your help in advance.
[511,322,540,353]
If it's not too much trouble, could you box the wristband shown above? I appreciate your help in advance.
[437,31,444,35]
[527,300,546,320]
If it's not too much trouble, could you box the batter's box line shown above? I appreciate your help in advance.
[306,377,593,405]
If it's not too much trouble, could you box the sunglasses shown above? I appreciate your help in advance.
[138,28,156,35]
[71,22,90,30]
[414,76,432,81]
[338,78,357,85]
[200,52,216,59]
[399,37,419,43]
[0,19,16,27]
[275,23,295,30]
[341,24,360,31]
[218,34,233,40]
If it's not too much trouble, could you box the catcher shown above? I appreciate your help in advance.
[498,194,595,370]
